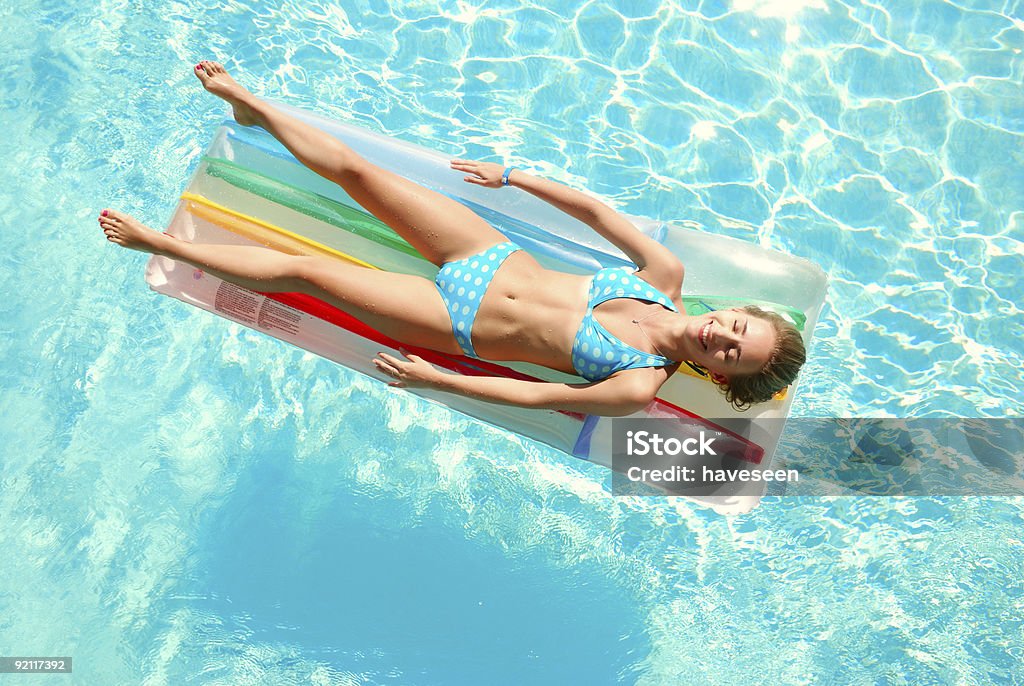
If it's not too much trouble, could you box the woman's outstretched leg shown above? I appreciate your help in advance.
[193,60,508,266]
[99,210,463,354]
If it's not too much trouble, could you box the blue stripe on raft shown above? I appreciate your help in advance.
[571,415,602,460]
[450,196,627,273]
[650,222,668,245]
[226,123,296,163]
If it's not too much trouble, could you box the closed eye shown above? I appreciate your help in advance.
[739,319,747,361]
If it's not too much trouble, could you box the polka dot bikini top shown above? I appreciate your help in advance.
[571,267,679,382]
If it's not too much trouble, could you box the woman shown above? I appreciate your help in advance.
[99,61,805,416]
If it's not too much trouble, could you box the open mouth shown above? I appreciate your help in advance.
[699,322,711,351]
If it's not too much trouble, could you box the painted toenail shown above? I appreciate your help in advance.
[101,210,108,216]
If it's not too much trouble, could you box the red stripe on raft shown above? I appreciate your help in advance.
[261,290,764,464]
[643,397,764,464]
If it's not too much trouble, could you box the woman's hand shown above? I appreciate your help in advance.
[373,349,446,389]
[450,159,508,188]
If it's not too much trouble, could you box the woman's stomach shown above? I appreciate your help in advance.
[470,251,589,373]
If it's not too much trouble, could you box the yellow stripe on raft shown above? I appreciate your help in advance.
[181,192,379,270]
[673,358,788,400]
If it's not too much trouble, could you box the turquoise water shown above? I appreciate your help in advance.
[2,0,1022,683]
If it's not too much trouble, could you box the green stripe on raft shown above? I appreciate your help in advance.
[202,156,421,259]
[683,296,806,331]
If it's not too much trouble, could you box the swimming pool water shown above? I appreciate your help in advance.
[1,0,1022,683]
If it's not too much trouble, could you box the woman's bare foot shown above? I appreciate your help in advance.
[193,60,262,127]
[98,210,170,254]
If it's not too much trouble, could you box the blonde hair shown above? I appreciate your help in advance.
[715,306,806,411]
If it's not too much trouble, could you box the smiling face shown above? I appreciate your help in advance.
[683,308,776,379]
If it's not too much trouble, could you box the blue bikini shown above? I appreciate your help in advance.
[571,267,678,381]
[434,241,521,358]
[435,245,678,380]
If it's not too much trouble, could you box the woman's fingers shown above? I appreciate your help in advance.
[376,350,421,374]
[452,166,480,179]
[451,159,485,173]
[451,159,506,187]
[374,352,401,375]
[373,359,397,376]
[450,160,480,181]
[375,351,414,388]
[397,347,421,363]
[374,350,438,390]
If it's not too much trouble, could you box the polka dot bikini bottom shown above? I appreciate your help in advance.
[434,241,522,357]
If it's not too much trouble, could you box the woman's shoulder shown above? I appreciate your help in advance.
[632,262,683,290]
[610,359,680,392]
[621,266,683,310]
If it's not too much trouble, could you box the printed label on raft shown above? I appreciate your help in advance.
[257,299,302,336]
[214,282,260,325]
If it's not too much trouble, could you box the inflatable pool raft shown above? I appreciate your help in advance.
[145,103,828,514]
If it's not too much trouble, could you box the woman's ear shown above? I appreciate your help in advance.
[710,371,729,385]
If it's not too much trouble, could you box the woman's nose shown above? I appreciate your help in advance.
[716,327,739,346]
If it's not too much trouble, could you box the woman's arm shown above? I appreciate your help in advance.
[374,350,653,417]
[450,159,683,288]
[438,371,652,416]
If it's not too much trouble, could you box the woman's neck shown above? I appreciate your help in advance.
[652,312,694,361]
